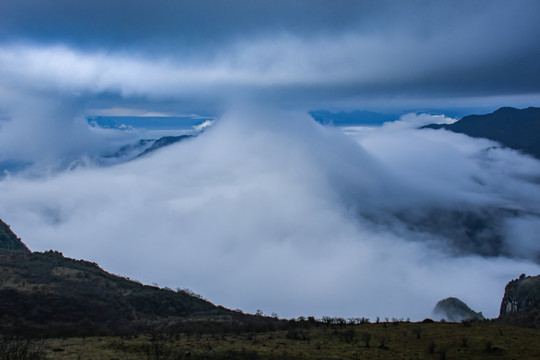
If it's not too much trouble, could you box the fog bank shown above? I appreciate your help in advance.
[0,108,538,320]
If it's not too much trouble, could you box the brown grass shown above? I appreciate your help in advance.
[39,321,540,360]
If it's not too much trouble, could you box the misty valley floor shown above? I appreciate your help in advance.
[29,322,540,360]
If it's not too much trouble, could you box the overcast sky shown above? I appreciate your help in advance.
[1,0,540,114]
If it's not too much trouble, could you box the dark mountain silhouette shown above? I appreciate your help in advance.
[310,110,398,126]
[102,139,155,159]
[422,107,540,159]
[0,221,275,337]
[0,219,29,252]
[499,274,540,328]
[101,135,194,163]
[433,297,484,322]
[136,135,193,157]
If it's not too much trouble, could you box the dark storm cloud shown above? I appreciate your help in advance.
[0,1,402,41]
[1,0,539,104]
[0,0,389,52]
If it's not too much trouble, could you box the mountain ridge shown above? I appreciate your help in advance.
[0,219,30,252]
[421,106,540,159]
[0,221,270,337]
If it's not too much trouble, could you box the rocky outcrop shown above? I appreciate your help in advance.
[0,219,30,252]
[433,297,484,322]
[499,274,540,328]
[500,274,540,315]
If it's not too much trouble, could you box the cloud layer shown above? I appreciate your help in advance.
[1,109,539,320]
[0,0,539,321]
[2,1,540,112]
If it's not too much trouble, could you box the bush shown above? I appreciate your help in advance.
[0,336,46,360]
[339,329,355,343]
[361,332,371,348]
[286,328,309,341]
[427,340,436,354]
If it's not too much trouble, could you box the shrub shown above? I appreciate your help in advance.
[286,328,309,341]
[361,332,371,348]
[0,336,46,360]
[427,340,436,354]
[378,337,389,350]
[438,348,448,360]
[339,329,355,343]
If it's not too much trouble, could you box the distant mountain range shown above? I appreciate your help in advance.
[310,110,399,126]
[100,134,194,165]
[136,135,193,158]
[87,116,213,131]
[422,107,540,159]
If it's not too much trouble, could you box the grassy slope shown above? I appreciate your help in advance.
[0,250,234,336]
[40,322,540,360]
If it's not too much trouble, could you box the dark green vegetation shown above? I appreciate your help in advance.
[422,106,540,159]
[12,321,540,360]
[433,297,484,322]
[0,246,297,339]
[0,221,281,339]
[0,219,29,253]
[0,249,243,337]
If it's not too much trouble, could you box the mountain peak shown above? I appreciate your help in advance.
[433,297,484,322]
[0,219,30,253]
[421,106,540,159]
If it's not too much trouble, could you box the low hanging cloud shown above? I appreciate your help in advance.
[1,0,540,322]
[0,108,539,321]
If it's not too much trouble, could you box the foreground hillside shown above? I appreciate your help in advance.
[0,249,240,337]
[0,219,30,252]
[0,220,283,339]
[16,321,540,360]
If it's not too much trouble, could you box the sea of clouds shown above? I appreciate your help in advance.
[0,106,539,320]
[1,0,540,322]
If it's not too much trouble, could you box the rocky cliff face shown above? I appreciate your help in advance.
[499,274,540,328]
[0,219,30,252]
[500,274,540,315]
